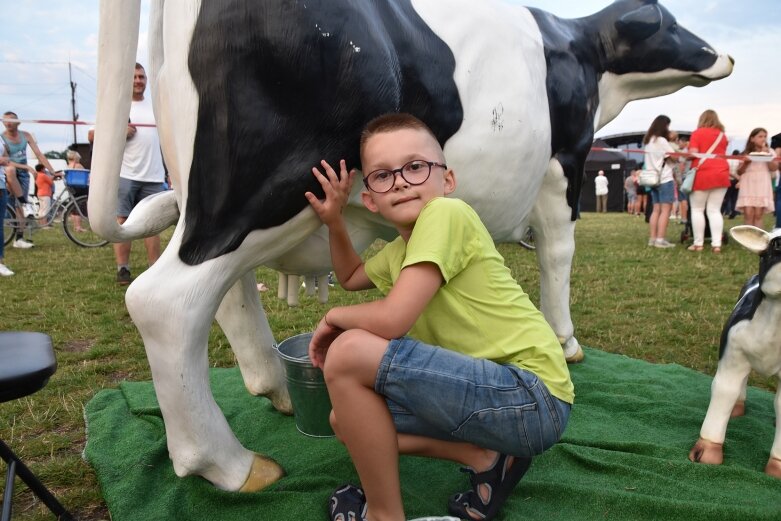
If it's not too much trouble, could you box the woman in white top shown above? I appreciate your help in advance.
[642,115,677,248]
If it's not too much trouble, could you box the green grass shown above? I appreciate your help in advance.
[0,212,777,520]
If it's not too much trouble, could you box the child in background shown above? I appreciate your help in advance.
[736,128,778,229]
[305,113,573,521]
[34,163,54,227]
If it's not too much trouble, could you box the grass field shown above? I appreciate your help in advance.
[0,211,777,520]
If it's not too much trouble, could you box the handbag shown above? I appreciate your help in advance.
[638,157,663,187]
[681,132,723,195]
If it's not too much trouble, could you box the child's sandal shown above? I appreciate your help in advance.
[447,454,532,521]
[329,484,367,521]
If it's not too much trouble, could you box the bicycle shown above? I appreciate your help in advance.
[3,169,108,248]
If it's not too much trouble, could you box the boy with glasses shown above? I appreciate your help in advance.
[304,113,573,521]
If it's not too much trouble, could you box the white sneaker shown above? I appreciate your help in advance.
[0,263,14,277]
[13,238,34,249]
[23,203,36,218]
[647,238,655,246]
[654,238,676,249]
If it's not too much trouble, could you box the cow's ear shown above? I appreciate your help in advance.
[615,5,661,42]
[730,225,770,255]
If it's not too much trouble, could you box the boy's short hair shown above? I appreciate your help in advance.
[65,150,81,162]
[360,113,439,163]
[35,163,45,172]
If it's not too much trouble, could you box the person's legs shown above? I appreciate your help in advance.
[323,330,405,521]
[11,171,31,244]
[742,207,757,228]
[0,188,6,261]
[648,188,661,242]
[654,182,675,242]
[657,203,672,239]
[38,195,51,226]
[689,190,708,247]
[113,216,132,264]
[775,188,781,230]
[135,182,167,266]
[372,337,568,520]
[144,235,161,266]
[705,188,727,248]
[4,166,22,198]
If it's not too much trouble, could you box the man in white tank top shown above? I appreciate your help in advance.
[89,63,167,285]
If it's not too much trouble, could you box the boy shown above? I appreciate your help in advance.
[304,114,573,521]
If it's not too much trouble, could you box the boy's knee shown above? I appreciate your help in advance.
[323,331,363,378]
[5,166,17,179]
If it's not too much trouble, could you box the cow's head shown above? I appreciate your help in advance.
[594,0,734,129]
[731,226,781,298]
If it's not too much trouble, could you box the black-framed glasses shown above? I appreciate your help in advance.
[363,160,447,193]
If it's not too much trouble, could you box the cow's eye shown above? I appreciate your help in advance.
[670,22,678,33]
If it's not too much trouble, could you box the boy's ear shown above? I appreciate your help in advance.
[361,190,380,213]
[443,168,457,195]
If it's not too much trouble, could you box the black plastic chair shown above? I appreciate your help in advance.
[0,332,74,520]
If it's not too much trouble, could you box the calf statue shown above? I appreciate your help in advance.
[90,0,733,491]
[689,226,781,478]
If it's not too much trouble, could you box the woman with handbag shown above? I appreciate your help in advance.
[736,127,778,229]
[642,115,676,248]
[687,109,730,253]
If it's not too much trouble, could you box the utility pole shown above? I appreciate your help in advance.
[69,61,78,145]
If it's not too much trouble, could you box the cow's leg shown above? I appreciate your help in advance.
[125,240,284,492]
[766,383,781,478]
[530,159,582,362]
[215,270,292,413]
[731,374,749,418]
[689,353,751,465]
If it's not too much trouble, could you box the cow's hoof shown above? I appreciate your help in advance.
[239,453,286,492]
[730,400,745,418]
[765,458,781,479]
[266,388,293,415]
[561,338,584,364]
[688,438,723,465]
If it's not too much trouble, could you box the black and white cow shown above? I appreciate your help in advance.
[90,0,733,491]
[689,226,781,479]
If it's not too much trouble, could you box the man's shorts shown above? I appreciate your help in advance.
[375,337,571,458]
[14,170,30,205]
[117,178,167,217]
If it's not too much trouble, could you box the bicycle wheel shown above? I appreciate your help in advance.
[3,203,16,247]
[63,195,109,248]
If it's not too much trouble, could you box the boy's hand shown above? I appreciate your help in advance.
[305,159,355,227]
[308,314,343,369]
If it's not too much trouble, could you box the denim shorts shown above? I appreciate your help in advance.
[375,337,571,458]
[117,178,166,217]
[650,180,675,204]
[14,170,30,204]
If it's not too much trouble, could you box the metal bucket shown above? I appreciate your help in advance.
[275,332,334,437]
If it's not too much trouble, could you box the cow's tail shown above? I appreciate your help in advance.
[89,0,179,241]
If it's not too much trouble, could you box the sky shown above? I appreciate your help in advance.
[1,0,779,156]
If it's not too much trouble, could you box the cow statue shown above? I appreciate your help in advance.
[689,226,781,479]
[90,0,733,491]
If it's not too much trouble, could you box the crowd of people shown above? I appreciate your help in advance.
[1,62,166,281]
[624,109,780,251]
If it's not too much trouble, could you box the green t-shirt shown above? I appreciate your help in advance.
[364,197,574,404]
